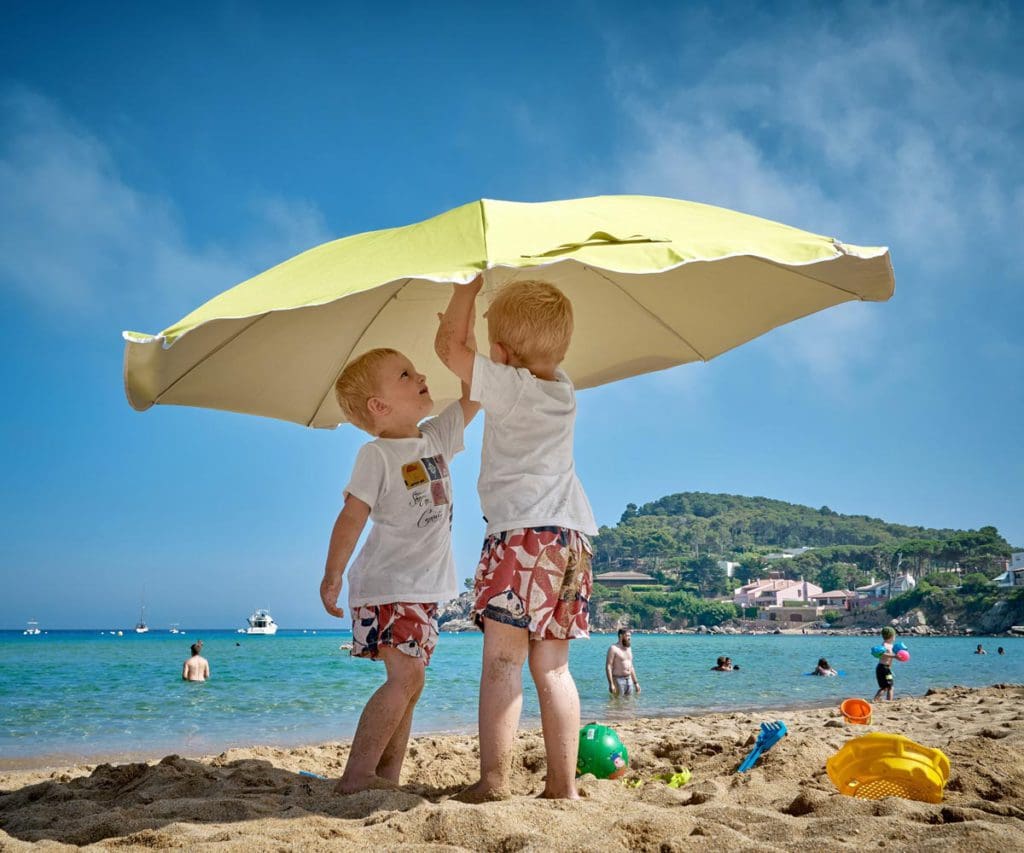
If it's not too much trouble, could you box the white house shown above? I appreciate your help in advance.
[994,553,1024,587]
[763,547,815,562]
[855,574,916,600]
[717,560,740,579]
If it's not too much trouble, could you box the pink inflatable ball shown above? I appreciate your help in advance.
[895,650,910,662]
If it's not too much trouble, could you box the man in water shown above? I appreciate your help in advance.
[606,628,641,696]
[182,642,210,681]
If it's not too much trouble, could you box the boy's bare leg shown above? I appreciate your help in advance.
[336,647,426,794]
[455,618,528,802]
[528,638,580,799]
[376,674,424,783]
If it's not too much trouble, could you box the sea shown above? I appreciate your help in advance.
[2,629,1022,767]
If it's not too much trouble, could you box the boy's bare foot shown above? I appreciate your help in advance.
[333,774,400,795]
[451,780,512,803]
[538,787,580,800]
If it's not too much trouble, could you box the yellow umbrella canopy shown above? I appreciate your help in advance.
[123,195,894,428]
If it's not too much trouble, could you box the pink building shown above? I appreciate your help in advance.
[809,590,858,611]
[734,578,823,609]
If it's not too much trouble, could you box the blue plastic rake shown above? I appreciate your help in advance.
[737,721,788,773]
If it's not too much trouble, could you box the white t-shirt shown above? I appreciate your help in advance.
[470,353,597,537]
[344,402,465,608]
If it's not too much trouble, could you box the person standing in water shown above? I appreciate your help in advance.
[606,628,641,695]
[182,643,210,681]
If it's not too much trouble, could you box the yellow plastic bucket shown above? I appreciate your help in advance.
[826,733,951,803]
[840,698,872,725]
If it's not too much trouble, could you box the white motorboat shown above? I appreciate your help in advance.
[242,609,278,635]
[23,620,41,636]
[169,623,182,634]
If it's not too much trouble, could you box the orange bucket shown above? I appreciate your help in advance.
[840,698,872,725]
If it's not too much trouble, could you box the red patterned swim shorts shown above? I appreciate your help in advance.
[350,602,439,665]
[472,526,592,640]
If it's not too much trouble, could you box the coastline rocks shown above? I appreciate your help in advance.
[438,618,479,633]
[436,591,474,627]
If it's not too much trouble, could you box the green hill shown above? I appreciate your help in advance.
[588,492,1013,628]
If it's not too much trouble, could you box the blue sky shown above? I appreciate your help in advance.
[2,1,1021,629]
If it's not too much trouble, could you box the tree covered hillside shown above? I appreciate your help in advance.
[592,492,1013,599]
[597,492,962,560]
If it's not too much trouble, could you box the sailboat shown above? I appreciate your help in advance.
[134,597,149,634]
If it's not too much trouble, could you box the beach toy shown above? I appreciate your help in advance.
[840,697,872,725]
[658,769,692,788]
[893,640,907,653]
[895,650,910,662]
[870,644,887,659]
[577,723,629,779]
[298,770,328,780]
[737,721,787,773]
[826,733,950,803]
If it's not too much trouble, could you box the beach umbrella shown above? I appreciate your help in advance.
[122,195,894,428]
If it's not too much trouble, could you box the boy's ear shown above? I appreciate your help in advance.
[491,342,510,365]
[367,396,389,417]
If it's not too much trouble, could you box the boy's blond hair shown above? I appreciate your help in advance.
[334,348,400,432]
[881,626,896,641]
[487,280,573,365]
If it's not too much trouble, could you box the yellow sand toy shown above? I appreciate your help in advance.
[826,733,950,804]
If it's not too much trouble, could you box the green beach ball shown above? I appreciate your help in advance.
[577,723,629,779]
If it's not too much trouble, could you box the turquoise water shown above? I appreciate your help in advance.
[2,630,1022,766]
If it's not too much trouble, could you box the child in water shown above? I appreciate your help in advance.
[813,657,838,676]
[873,626,897,700]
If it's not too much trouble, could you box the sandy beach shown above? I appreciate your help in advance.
[1,683,1022,851]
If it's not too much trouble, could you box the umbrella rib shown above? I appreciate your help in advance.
[587,266,710,362]
[305,279,412,427]
[749,256,864,299]
[154,314,269,404]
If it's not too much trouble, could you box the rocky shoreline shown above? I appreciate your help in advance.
[435,592,1024,638]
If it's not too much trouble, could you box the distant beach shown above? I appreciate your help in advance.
[2,684,1022,851]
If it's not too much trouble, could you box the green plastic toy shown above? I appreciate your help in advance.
[577,723,629,779]
[656,769,692,788]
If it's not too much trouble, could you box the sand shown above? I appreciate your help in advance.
[2,683,1022,851]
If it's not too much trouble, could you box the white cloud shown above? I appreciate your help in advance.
[604,3,1023,386]
[0,88,332,328]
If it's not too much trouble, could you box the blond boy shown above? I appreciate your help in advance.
[435,276,597,801]
[320,346,478,794]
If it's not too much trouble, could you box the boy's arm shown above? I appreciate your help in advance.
[458,300,482,425]
[319,494,371,618]
[435,275,483,388]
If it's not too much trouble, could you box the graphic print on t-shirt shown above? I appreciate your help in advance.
[402,461,429,489]
[405,454,453,527]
